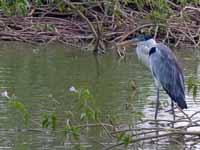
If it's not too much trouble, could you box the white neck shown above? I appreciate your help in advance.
[136,38,157,68]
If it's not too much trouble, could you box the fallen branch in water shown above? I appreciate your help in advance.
[106,130,200,150]
[100,106,200,149]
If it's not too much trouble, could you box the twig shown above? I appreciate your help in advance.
[64,0,98,39]
[105,131,200,150]
[154,25,159,39]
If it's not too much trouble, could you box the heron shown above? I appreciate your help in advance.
[134,35,187,120]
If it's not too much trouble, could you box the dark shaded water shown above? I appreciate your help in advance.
[0,42,199,149]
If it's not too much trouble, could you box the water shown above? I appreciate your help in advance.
[0,41,199,149]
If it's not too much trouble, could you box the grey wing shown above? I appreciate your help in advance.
[149,43,187,109]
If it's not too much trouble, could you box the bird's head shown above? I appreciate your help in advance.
[133,35,156,48]
[133,35,153,42]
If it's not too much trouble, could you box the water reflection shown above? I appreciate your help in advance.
[0,41,199,149]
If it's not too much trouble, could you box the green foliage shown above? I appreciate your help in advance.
[58,2,66,12]
[117,132,132,148]
[42,113,50,128]
[124,0,145,9]
[51,112,57,130]
[34,0,43,5]
[73,88,100,122]
[0,0,30,15]
[177,0,200,5]
[0,0,199,17]
[123,134,132,147]
[8,98,29,126]
[124,0,200,24]
[107,114,120,126]
[188,76,195,93]
[0,0,62,15]
[187,76,200,99]
[124,0,199,7]
[119,0,173,24]
[147,0,172,24]
[42,112,57,130]
[117,132,126,143]
[33,24,56,32]
[4,85,145,149]
[193,84,198,98]
[64,110,74,119]
[64,125,80,140]
[72,144,85,150]
[31,0,59,5]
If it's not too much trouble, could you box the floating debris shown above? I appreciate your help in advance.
[1,90,10,99]
[69,86,77,93]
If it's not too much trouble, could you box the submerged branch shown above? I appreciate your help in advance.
[105,130,200,150]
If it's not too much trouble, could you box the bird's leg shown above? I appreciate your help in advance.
[155,87,159,120]
[171,101,175,121]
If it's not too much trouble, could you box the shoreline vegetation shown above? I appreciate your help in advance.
[0,0,199,54]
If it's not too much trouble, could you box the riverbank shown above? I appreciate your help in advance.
[0,1,199,53]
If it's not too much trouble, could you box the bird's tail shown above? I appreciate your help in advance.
[165,88,187,109]
[177,99,187,109]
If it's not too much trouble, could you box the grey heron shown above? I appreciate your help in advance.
[134,35,187,120]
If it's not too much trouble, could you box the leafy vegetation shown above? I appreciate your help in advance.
[3,87,145,148]
[117,132,132,148]
[187,76,200,99]
[3,76,200,149]
[4,76,200,147]
[6,94,29,126]
[42,112,57,130]
[0,0,30,15]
